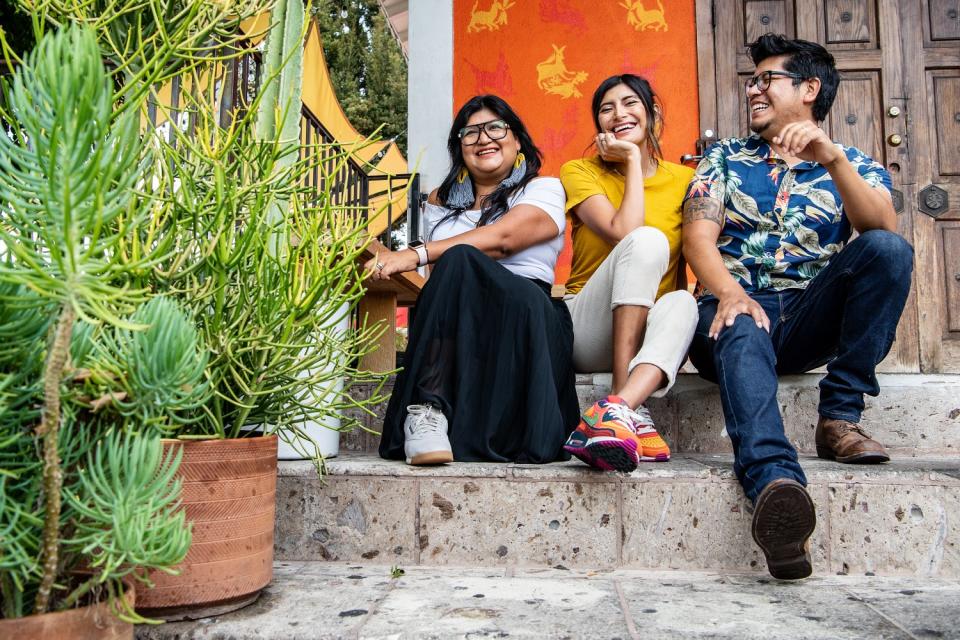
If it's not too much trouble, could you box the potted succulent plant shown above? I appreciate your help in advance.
[2,0,390,626]
[125,0,386,616]
[0,25,195,636]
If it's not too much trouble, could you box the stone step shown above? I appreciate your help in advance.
[136,561,960,639]
[275,452,960,578]
[342,373,960,456]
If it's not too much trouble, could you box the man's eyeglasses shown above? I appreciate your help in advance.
[745,70,806,93]
[458,119,510,145]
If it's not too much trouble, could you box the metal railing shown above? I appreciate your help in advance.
[144,49,422,251]
[299,106,374,223]
[298,99,421,251]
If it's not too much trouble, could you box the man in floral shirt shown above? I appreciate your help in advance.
[682,34,913,580]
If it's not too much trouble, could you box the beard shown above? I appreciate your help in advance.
[749,118,770,134]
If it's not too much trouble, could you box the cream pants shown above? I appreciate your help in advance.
[564,226,698,397]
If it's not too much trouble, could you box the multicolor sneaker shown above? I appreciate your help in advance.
[563,396,640,472]
[627,404,671,462]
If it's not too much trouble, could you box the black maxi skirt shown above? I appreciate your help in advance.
[379,244,579,463]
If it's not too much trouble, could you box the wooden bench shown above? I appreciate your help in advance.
[358,239,425,372]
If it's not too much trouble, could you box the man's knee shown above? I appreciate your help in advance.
[856,229,914,278]
[691,314,772,380]
[715,314,771,351]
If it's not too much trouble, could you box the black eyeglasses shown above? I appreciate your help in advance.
[745,70,805,93]
[458,119,510,145]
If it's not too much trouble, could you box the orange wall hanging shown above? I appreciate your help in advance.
[453,0,700,283]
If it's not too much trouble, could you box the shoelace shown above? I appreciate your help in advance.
[406,405,446,436]
[628,404,655,429]
[604,402,641,433]
[837,421,872,439]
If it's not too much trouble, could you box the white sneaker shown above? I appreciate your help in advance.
[403,404,452,465]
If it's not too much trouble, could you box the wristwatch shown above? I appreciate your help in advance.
[408,240,429,266]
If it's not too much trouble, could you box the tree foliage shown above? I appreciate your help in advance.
[314,0,408,155]
[0,0,34,63]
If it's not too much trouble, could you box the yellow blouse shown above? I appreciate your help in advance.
[560,157,694,299]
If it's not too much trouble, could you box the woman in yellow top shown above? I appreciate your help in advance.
[560,73,698,473]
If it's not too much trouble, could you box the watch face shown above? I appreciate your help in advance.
[409,241,424,249]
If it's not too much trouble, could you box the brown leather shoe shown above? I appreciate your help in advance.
[815,417,890,464]
[751,478,816,580]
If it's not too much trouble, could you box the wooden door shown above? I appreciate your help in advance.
[900,1,960,372]
[695,0,960,373]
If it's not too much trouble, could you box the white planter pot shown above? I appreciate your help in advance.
[277,305,350,460]
[276,397,341,459]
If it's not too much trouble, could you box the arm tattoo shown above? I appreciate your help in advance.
[683,197,723,227]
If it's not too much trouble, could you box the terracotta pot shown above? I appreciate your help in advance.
[0,579,135,640]
[136,435,277,620]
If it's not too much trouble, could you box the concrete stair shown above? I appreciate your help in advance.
[138,562,960,639]
[299,372,960,578]
[138,372,960,638]
[275,453,960,578]
[343,373,960,458]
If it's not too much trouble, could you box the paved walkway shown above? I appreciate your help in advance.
[137,562,960,639]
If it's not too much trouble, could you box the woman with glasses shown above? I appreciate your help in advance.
[559,74,699,472]
[369,94,579,465]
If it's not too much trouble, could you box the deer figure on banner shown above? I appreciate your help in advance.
[621,0,668,32]
[536,45,588,99]
[467,0,516,33]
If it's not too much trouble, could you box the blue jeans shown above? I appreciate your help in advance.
[688,230,914,502]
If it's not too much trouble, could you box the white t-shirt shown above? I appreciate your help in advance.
[422,177,566,283]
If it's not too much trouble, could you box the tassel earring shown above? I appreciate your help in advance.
[500,152,526,189]
[447,167,474,209]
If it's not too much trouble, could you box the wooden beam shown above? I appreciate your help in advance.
[359,239,426,306]
[356,238,425,373]
[358,292,398,373]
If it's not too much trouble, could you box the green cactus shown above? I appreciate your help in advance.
[256,0,308,256]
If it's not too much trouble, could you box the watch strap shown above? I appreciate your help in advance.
[410,242,428,266]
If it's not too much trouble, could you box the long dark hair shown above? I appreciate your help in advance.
[589,74,663,170]
[434,95,543,230]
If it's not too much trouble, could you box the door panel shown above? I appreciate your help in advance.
[736,72,751,134]
[744,1,795,43]
[824,0,876,48]
[905,0,960,371]
[931,72,960,180]
[824,72,884,162]
[944,225,960,333]
[928,0,960,41]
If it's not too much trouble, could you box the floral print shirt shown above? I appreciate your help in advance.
[683,134,892,295]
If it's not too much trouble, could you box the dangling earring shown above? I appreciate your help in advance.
[447,167,474,209]
[648,108,663,160]
[499,152,526,189]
